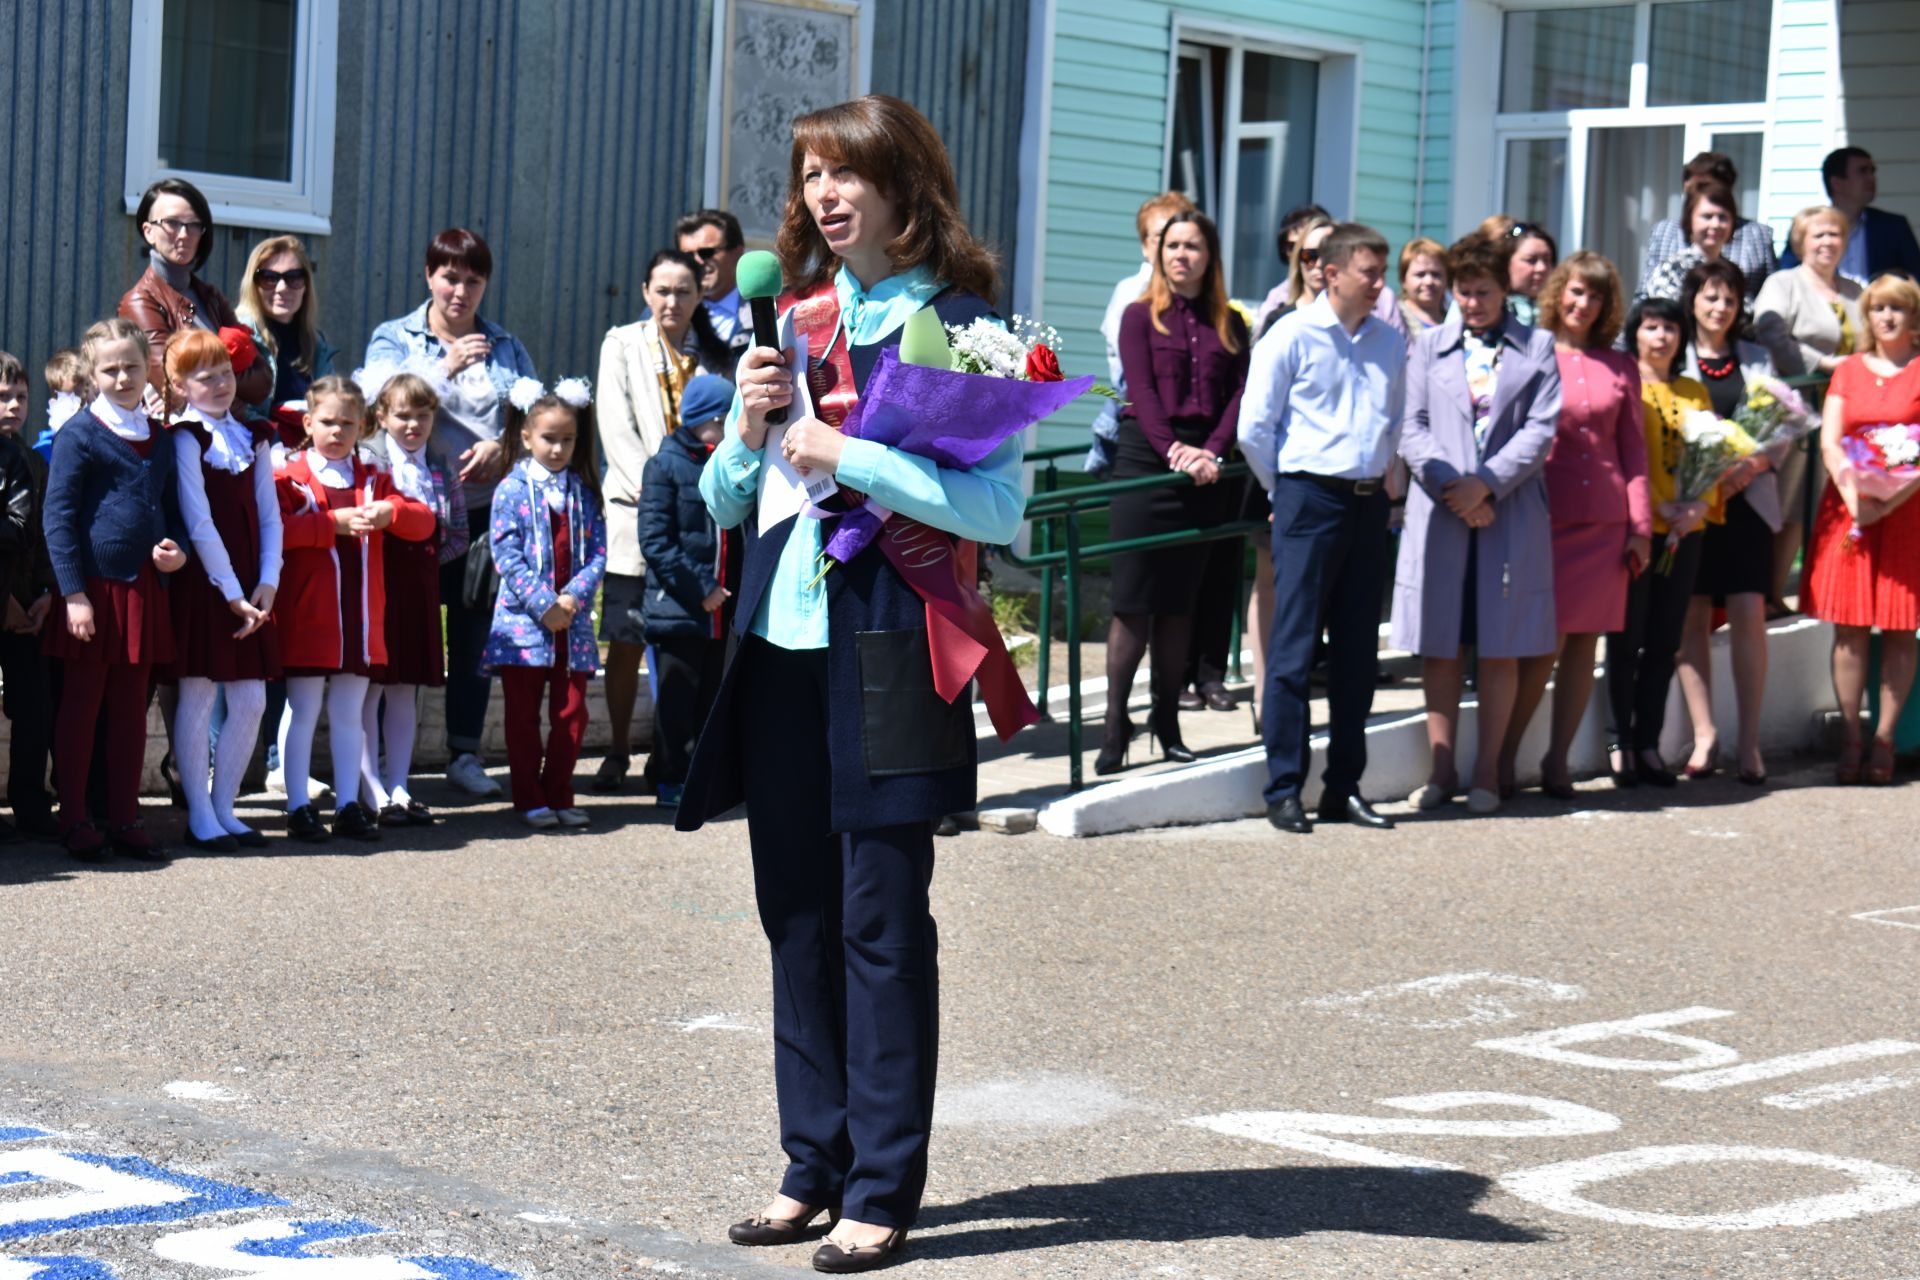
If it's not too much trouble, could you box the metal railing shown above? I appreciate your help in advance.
[1001,443,1264,791]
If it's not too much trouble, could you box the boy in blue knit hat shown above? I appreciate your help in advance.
[639,374,736,807]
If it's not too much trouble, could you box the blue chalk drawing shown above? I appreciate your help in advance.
[0,1259,119,1280]
[404,1259,522,1280]
[0,1152,283,1243]
[0,1175,41,1188]
[231,1218,386,1258]
[0,1131,49,1145]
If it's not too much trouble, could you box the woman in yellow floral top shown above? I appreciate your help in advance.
[1606,295,1714,789]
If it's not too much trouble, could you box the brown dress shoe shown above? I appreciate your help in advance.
[812,1229,907,1272]
[729,1205,833,1246]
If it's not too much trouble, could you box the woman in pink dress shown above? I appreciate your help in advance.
[1502,252,1653,798]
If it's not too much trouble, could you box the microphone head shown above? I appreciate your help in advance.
[736,250,784,301]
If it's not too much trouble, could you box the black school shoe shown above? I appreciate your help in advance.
[334,802,382,842]
[286,805,329,843]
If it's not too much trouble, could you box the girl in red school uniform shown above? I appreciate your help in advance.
[275,375,434,843]
[486,379,607,829]
[163,328,283,852]
[41,317,190,861]
[356,366,467,825]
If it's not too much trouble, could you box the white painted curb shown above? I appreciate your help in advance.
[1039,616,1837,838]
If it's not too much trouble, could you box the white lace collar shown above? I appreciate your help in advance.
[307,448,356,489]
[523,457,571,510]
[89,394,150,442]
[180,405,257,474]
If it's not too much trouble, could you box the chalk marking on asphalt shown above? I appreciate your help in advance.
[1476,1007,1740,1072]
[0,1149,282,1241]
[1187,1092,1620,1173]
[1662,1040,1920,1092]
[163,1082,237,1103]
[1852,905,1920,932]
[1302,972,1587,1031]
[151,1215,521,1277]
[1763,1066,1920,1111]
[1498,1144,1920,1230]
[665,1014,759,1034]
[0,1260,115,1279]
[1688,830,1743,839]
[513,1212,576,1226]
[935,1074,1135,1130]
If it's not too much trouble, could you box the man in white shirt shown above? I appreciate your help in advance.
[676,209,751,358]
[1238,223,1407,835]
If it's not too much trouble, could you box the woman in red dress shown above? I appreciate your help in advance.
[1801,274,1920,784]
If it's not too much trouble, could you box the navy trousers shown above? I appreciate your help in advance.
[440,505,496,755]
[738,635,939,1229]
[1261,476,1391,803]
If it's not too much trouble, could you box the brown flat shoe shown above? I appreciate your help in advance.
[1865,739,1896,786]
[813,1229,907,1273]
[729,1205,834,1246]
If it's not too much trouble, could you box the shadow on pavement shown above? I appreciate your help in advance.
[913,1166,1545,1259]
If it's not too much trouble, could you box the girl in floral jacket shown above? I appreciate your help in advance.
[485,379,607,829]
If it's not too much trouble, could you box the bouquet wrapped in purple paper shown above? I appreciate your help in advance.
[811,313,1099,574]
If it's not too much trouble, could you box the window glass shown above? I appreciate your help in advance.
[1709,131,1764,218]
[1242,50,1319,125]
[1648,0,1771,106]
[159,0,298,181]
[1230,131,1315,300]
[1583,124,1686,286]
[1500,7,1635,112]
[1504,138,1569,251]
[1168,51,1216,210]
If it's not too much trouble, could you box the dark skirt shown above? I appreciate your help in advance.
[599,571,647,646]
[43,569,174,667]
[168,464,282,682]
[1694,494,1772,604]
[376,531,445,686]
[1108,418,1234,615]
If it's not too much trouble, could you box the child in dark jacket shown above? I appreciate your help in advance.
[0,351,55,840]
[638,374,735,808]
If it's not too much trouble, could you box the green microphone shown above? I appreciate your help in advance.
[735,250,790,425]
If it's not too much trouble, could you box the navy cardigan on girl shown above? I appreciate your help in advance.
[43,409,189,597]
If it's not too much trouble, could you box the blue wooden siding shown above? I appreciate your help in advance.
[0,0,1025,413]
[1763,0,1842,238]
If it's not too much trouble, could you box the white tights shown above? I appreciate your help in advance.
[176,677,267,841]
[359,683,421,810]
[282,673,371,814]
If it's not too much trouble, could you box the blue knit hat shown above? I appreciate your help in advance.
[678,374,734,432]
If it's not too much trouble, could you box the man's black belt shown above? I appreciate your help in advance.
[1282,471,1383,497]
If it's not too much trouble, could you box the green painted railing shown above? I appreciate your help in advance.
[1002,443,1263,792]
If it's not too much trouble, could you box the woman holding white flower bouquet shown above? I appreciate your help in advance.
[681,95,1031,1271]
[1801,273,1920,785]
[1101,209,1250,773]
[1606,296,1717,788]
[1677,260,1781,784]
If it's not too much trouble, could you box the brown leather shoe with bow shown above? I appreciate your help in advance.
[728,1204,834,1246]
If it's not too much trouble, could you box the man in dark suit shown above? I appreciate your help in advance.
[1780,148,1920,284]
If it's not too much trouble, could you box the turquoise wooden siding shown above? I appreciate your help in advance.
[1763,0,1843,239]
[1036,0,1448,446]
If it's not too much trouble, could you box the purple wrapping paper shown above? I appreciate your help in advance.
[820,347,1096,563]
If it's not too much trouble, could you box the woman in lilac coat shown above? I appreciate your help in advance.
[1391,236,1562,816]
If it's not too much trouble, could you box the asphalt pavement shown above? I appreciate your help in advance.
[1,756,1916,1278]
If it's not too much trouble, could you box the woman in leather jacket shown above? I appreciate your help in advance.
[118,179,270,410]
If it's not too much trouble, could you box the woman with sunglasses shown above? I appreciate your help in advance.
[235,236,337,444]
[120,178,271,409]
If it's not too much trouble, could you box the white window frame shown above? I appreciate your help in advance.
[1460,0,1771,251]
[1162,17,1363,296]
[123,0,339,236]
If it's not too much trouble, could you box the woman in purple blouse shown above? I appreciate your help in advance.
[1096,210,1250,774]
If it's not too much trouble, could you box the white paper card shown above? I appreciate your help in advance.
[757,328,842,534]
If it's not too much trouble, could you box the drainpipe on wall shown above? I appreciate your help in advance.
[1413,0,1434,235]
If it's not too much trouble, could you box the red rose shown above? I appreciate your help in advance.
[1024,343,1063,383]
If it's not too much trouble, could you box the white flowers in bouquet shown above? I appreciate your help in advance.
[1870,424,1920,469]
[944,317,1031,380]
[1680,409,1733,448]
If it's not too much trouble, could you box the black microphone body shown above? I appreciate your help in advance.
[748,294,789,427]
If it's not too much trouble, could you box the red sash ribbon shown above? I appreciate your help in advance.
[782,282,1040,742]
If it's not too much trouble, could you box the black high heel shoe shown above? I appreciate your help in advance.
[1093,717,1134,776]
[1148,709,1198,764]
[1607,744,1640,789]
[1635,750,1678,788]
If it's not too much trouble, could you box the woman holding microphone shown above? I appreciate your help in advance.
[679,95,1025,1272]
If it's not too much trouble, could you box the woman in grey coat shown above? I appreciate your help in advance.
[1392,236,1563,815]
